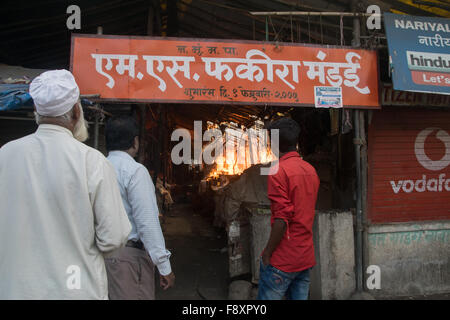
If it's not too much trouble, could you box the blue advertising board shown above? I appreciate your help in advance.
[384,12,450,95]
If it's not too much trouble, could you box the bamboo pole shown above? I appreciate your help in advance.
[93,26,103,150]
[351,0,364,295]
[250,11,381,17]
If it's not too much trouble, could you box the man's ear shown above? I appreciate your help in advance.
[72,103,81,122]
[134,136,140,150]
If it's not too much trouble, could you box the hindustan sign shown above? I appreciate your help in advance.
[406,51,450,86]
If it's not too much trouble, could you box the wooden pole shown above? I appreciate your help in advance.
[138,104,148,164]
[140,1,156,167]
[351,0,363,294]
[93,26,103,150]
[360,109,369,293]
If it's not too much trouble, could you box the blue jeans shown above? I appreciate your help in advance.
[257,261,311,300]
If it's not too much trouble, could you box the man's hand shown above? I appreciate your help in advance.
[261,219,287,267]
[160,272,175,290]
[262,251,271,267]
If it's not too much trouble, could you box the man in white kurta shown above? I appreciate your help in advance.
[0,70,131,299]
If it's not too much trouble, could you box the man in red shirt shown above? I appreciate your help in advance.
[258,117,320,300]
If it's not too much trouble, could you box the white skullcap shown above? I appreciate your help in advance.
[30,69,80,117]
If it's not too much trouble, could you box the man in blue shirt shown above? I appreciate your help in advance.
[104,116,175,299]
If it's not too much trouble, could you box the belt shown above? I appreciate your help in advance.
[126,240,145,250]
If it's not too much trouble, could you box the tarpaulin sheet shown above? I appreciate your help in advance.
[0,84,33,111]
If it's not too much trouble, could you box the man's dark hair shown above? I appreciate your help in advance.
[267,117,300,153]
[105,116,139,152]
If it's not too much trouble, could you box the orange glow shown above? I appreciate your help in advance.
[206,132,276,178]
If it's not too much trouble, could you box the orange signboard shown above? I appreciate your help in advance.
[70,34,380,108]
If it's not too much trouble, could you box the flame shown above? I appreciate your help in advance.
[204,122,277,179]
[206,142,276,178]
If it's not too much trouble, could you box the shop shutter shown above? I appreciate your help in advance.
[368,109,450,223]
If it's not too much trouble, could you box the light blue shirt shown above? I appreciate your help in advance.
[107,150,172,275]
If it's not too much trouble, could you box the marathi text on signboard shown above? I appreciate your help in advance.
[384,13,450,95]
[70,34,379,108]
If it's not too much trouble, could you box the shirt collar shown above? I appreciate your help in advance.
[36,124,74,138]
[108,150,136,162]
[280,151,301,161]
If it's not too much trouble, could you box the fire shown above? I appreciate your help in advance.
[206,124,277,178]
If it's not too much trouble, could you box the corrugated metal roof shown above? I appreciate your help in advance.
[1,0,448,70]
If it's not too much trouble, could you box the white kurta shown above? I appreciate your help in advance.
[0,124,131,299]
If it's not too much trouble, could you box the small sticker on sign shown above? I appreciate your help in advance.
[314,86,343,108]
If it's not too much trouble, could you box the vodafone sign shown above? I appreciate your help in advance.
[390,128,450,194]
[368,110,450,223]
[414,128,450,171]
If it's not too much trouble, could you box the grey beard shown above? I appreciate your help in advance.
[73,107,89,142]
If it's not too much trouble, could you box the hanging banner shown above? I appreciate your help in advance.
[384,13,450,95]
[70,34,379,108]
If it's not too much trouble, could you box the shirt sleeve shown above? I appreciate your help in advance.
[267,168,295,225]
[128,166,172,276]
[88,155,132,253]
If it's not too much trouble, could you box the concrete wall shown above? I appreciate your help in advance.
[248,206,271,283]
[367,221,450,297]
[310,210,356,300]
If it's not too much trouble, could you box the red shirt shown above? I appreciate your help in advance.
[266,151,320,273]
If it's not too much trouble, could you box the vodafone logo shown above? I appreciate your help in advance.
[414,127,450,171]
[390,127,450,194]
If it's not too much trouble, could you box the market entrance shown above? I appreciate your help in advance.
[131,101,355,299]
[68,31,380,299]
